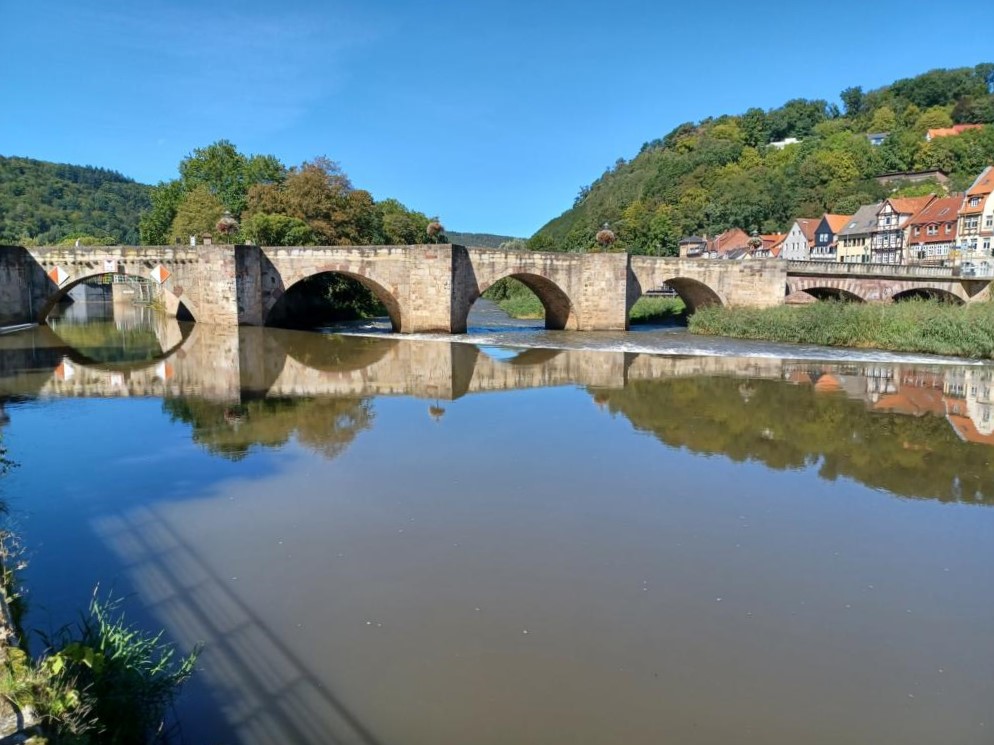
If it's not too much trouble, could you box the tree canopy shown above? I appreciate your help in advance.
[139,142,437,248]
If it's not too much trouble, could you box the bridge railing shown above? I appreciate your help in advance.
[785,260,970,279]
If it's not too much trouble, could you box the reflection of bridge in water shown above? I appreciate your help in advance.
[0,322,990,443]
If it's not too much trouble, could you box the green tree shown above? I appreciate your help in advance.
[168,185,225,243]
[840,86,865,117]
[139,179,184,244]
[766,98,828,140]
[740,107,769,147]
[178,140,284,216]
[241,213,316,246]
[869,105,897,132]
[915,106,954,132]
[377,198,430,244]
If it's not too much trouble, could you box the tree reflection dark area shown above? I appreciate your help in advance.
[163,396,374,461]
[594,376,993,503]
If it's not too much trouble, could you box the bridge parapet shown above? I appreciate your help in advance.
[786,260,961,280]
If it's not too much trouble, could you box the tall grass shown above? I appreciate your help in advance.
[629,296,685,324]
[689,299,994,359]
[482,277,544,318]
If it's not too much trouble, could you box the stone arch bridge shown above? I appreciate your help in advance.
[0,246,988,332]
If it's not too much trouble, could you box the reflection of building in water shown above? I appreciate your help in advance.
[782,361,994,444]
[944,367,994,442]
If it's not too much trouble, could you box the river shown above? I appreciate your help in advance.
[0,298,992,744]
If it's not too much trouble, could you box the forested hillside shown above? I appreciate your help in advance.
[532,64,994,255]
[0,156,151,244]
[446,232,519,248]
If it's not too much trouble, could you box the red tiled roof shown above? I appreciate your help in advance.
[947,414,994,445]
[928,124,984,140]
[908,196,962,227]
[792,218,819,244]
[873,387,946,417]
[708,228,751,255]
[814,374,841,393]
[888,196,935,217]
[966,166,994,198]
[824,214,852,233]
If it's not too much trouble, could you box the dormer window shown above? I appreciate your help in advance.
[970,196,982,207]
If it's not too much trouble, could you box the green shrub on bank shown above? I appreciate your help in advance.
[689,299,994,359]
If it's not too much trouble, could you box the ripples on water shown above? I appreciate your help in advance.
[0,299,992,745]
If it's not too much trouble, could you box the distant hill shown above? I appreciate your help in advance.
[0,156,151,244]
[531,64,994,255]
[446,231,520,248]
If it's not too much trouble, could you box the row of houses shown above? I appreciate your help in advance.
[679,165,994,276]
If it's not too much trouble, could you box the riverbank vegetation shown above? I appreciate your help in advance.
[0,437,200,743]
[482,278,686,323]
[689,299,994,359]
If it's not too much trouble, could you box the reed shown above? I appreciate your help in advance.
[689,299,994,359]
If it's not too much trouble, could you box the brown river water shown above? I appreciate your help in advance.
[0,300,991,744]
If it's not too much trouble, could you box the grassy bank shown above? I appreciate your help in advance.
[689,299,994,359]
[629,296,685,324]
[483,278,685,324]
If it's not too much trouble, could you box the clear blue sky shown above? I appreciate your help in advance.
[1,0,990,237]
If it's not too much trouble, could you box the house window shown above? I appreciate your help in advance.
[946,224,953,233]
[986,215,993,228]
[964,216,980,231]
[970,196,981,207]
[927,225,938,236]
[913,227,920,236]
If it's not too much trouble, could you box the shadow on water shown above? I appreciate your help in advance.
[89,505,386,745]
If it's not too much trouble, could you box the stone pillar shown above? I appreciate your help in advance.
[235,245,265,325]
[187,245,242,326]
[576,252,630,330]
[0,247,37,325]
[402,244,456,333]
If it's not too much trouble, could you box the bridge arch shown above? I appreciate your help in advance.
[264,269,404,332]
[890,287,965,304]
[469,273,578,331]
[625,261,728,320]
[662,277,724,313]
[786,278,868,303]
[799,287,865,302]
[37,271,199,323]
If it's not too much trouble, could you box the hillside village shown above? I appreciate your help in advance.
[680,156,994,277]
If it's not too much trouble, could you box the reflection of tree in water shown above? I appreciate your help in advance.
[594,377,993,504]
[47,322,163,364]
[163,396,374,461]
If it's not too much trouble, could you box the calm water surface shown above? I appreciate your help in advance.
[0,301,992,745]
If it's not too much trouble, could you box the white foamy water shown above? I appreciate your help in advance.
[324,300,990,367]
